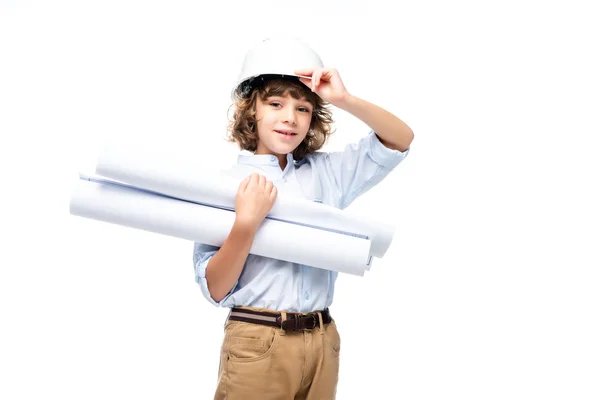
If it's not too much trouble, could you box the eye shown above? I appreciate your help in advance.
[269,102,282,108]
[298,107,311,113]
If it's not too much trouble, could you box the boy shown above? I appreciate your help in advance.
[193,37,413,399]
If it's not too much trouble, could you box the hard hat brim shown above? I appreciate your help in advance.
[232,73,311,99]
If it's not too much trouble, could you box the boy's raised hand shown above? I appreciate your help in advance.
[295,67,349,106]
[234,173,278,231]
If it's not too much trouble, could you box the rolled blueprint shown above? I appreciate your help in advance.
[70,177,371,276]
[95,146,395,258]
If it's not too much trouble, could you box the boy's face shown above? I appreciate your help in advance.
[254,92,313,156]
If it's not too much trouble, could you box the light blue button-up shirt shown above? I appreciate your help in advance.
[193,130,409,312]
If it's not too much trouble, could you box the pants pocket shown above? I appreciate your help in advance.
[323,321,341,356]
[225,322,280,363]
[222,323,287,398]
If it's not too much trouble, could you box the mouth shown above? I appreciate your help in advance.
[275,130,297,137]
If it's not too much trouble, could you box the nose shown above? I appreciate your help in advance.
[283,106,297,125]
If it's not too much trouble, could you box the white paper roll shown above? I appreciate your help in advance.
[70,178,371,276]
[95,146,395,258]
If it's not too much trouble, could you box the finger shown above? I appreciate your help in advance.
[258,174,266,187]
[321,68,334,81]
[265,180,273,193]
[298,77,311,88]
[270,185,278,200]
[314,69,323,89]
[238,176,250,193]
[248,173,259,188]
[294,68,314,78]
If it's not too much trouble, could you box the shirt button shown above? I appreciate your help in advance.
[270,156,276,162]
[304,292,309,300]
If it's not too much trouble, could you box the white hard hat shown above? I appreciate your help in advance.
[233,37,324,98]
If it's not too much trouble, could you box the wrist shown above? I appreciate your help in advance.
[335,92,355,111]
[232,218,260,235]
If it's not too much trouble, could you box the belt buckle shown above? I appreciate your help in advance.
[302,312,317,331]
[281,313,299,331]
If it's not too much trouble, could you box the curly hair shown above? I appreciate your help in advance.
[227,75,334,161]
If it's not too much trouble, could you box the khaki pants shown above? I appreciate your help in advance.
[213,307,341,400]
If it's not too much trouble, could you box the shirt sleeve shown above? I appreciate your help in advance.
[316,130,409,209]
[193,242,237,307]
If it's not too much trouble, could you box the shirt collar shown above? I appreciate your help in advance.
[237,153,296,170]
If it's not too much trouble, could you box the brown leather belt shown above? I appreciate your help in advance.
[228,307,332,332]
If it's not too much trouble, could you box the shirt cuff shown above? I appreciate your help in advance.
[194,252,237,307]
[367,130,410,167]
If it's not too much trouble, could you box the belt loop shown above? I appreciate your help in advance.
[279,311,287,336]
[224,309,231,330]
[317,311,324,335]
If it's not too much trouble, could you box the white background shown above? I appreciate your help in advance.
[1,1,599,399]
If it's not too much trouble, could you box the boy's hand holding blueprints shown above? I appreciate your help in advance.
[234,173,278,231]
